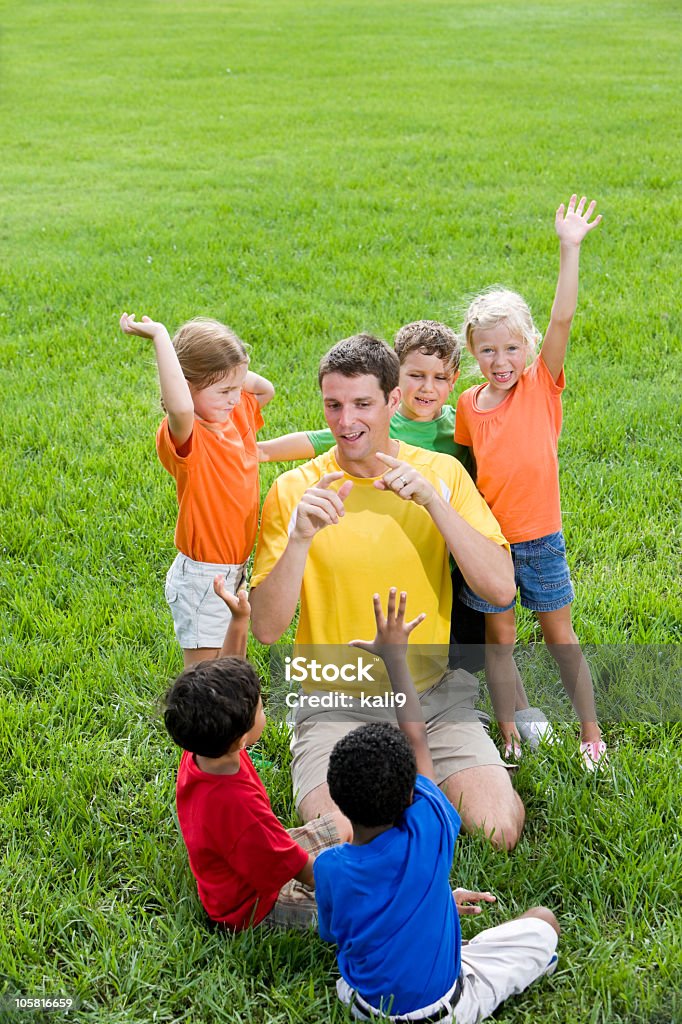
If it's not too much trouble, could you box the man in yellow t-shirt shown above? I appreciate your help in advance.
[251,334,524,849]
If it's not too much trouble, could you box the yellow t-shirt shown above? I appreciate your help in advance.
[251,443,508,693]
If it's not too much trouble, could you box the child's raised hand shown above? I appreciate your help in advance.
[452,888,497,917]
[349,588,425,658]
[213,576,251,622]
[555,195,602,248]
[120,312,168,342]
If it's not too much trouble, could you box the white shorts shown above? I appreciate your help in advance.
[336,917,557,1023]
[455,917,558,1023]
[164,552,247,650]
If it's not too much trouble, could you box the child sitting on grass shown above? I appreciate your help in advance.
[257,320,486,672]
[313,589,559,1022]
[120,311,274,667]
[164,577,349,930]
[455,195,606,770]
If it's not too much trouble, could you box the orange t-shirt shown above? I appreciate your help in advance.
[156,391,264,564]
[454,356,565,544]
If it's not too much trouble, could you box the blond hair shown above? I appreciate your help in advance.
[461,289,541,358]
[172,317,248,390]
[393,320,462,375]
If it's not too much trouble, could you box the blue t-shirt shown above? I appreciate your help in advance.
[314,776,462,1015]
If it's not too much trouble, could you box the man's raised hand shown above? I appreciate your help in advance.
[292,472,354,541]
[374,452,435,506]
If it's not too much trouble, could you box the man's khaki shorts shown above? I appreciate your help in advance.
[290,668,505,809]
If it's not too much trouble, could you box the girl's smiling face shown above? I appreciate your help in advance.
[470,324,529,397]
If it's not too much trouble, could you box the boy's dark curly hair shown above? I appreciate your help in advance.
[164,656,261,758]
[327,722,416,827]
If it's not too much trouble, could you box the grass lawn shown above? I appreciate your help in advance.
[1,0,680,1021]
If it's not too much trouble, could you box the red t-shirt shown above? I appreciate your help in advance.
[176,749,308,928]
[156,391,264,565]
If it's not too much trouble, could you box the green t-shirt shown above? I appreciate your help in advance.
[307,406,473,474]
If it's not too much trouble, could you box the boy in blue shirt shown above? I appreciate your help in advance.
[314,590,560,1022]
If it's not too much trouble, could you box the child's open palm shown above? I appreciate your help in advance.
[555,194,602,247]
[350,588,425,657]
[120,312,167,342]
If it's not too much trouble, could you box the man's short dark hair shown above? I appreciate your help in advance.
[164,657,261,758]
[318,334,400,401]
[327,722,416,827]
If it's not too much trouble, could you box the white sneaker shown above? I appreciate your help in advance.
[514,707,555,751]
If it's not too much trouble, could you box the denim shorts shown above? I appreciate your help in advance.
[460,530,575,614]
[164,552,248,649]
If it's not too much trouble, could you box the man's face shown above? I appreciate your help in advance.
[321,372,399,469]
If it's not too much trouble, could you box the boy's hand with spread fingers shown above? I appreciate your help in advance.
[452,887,497,917]
[349,588,425,661]
[350,589,432,780]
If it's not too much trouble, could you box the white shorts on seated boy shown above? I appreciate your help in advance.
[337,916,558,1023]
[165,552,247,649]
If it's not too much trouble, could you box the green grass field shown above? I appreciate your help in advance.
[1,0,680,1021]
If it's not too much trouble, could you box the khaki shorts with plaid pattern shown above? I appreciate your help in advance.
[260,813,340,931]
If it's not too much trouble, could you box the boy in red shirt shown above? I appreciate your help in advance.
[164,578,348,929]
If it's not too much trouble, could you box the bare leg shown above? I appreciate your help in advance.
[515,674,531,712]
[518,905,561,936]
[298,783,352,841]
[536,607,601,744]
[443,765,525,851]
[182,647,220,668]
[484,611,523,749]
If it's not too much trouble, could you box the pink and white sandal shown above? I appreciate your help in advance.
[580,740,609,772]
[504,739,522,762]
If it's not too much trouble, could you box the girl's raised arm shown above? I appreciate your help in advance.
[541,196,602,382]
[243,369,275,408]
[120,313,195,447]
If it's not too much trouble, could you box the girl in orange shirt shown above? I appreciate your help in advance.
[455,196,606,771]
[120,313,274,667]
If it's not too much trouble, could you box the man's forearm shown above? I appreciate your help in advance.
[250,535,311,644]
[425,494,515,606]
